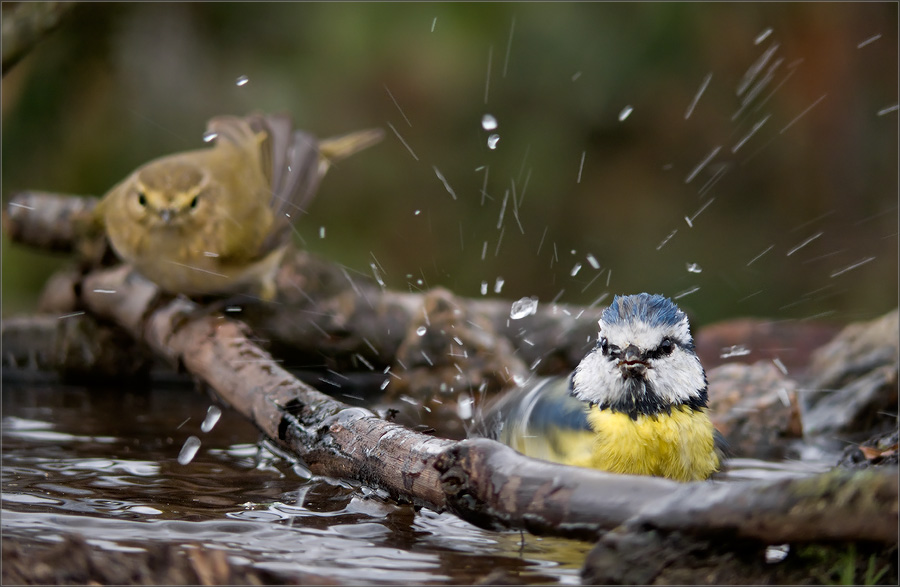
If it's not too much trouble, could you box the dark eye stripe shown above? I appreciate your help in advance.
[598,335,688,361]
[597,337,620,357]
[647,338,678,360]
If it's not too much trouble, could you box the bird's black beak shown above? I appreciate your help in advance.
[620,344,649,378]
[623,345,641,363]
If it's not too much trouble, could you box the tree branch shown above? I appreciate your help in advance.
[2,2,76,75]
[72,265,898,545]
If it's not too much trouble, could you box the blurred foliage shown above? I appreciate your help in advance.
[2,3,897,326]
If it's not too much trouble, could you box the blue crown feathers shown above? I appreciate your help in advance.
[601,293,686,329]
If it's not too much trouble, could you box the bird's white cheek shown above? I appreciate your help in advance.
[650,352,705,403]
[572,350,621,403]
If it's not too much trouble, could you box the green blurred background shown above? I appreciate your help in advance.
[3,2,897,327]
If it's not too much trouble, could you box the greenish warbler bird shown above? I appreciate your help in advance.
[96,112,383,300]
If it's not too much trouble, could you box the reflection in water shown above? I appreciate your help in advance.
[1,383,588,584]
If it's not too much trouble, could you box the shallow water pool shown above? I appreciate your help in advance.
[2,381,595,584]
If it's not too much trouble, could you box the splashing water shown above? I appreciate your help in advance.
[754,27,774,45]
[177,436,202,465]
[457,393,474,420]
[201,406,222,433]
[510,296,539,319]
[432,166,458,199]
[685,72,712,119]
[674,286,700,300]
[370,263,386,287]
[720,345,752,359]
[765,544,790,563]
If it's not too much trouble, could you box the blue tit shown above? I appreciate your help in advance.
[480,293,723,482]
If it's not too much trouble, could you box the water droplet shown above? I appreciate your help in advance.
[686,262,703,273]
[201,406,222,433]
[487,134,500,149]
[570,262,582,276]
[293,462,313,480]
[129,506,163,515]
[319,226,326,239]
[765,544,790,563]
[416,326,427,336]
[235,75,249,87]
[494,277,504,293]
[380,379,390,390]
[720,345,751,359]
[571,71,582,81]
[177,436,201,465]
[370,263,385,287]
[457,393,474,420]
[586,254,600,269]
[674,286,700,300]
[772,357,788,376]
[754,27,774,45]
[481,114,498,130]
[202,130,218,143]
[414,209,421,215]
[618,105,633,121]
[510,296,539,320]
[480,281,488,295]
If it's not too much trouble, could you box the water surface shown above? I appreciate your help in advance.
[2,382,592,584]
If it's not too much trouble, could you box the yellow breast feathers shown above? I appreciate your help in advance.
[582,405,718,482]
[487,377,720,482]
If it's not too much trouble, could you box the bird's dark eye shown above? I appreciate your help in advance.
[598,337,621,357]
[137,192,147,207]
[659,337,675,355]
[190,195,199,209]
